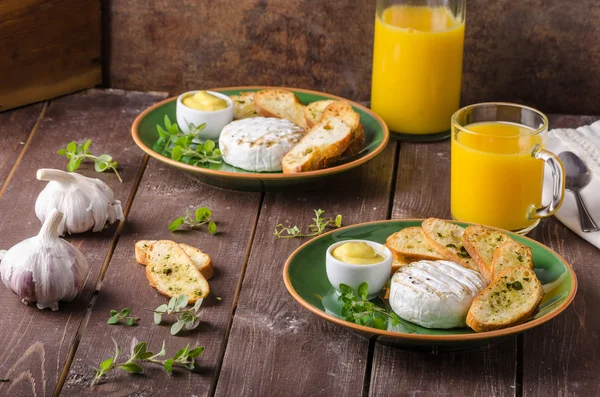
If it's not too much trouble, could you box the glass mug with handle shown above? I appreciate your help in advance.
[451,103,565,234]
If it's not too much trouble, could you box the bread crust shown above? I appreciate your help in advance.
[421,218,478,272]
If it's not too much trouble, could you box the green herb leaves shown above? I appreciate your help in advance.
[57,140,122,182]
[107,308,140,326]
[274,209,342,238]
[152,293,203,335]
[91,338,204,386]
[154,115,222,166]
[338,282,400,331]
[169,207,217,234]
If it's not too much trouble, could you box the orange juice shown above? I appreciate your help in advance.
[371,6,465,134]
[451,122,545,231]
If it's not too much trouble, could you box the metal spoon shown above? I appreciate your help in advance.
[558,151,599,232]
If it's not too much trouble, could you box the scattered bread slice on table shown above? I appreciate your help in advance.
[145,240,210,302]
[135,240,213,280]
[462,225,513,283]
[255,90,307,129]
[231,92,258,119]
[281,116,352,173]
[490,240,533,281]
[466,266,543,332]
[421,218,479,272]
[386,227,444,263]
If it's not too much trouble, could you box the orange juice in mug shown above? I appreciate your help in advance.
[451,103,565,233]
[371,0,466,140]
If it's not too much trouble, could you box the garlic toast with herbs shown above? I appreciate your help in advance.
[254,90,307,129]
[466,266,543,332]
[135,240,213,280]
[305,99,334,128]
[319,101,365,157]
[145,240,210,302]
[421,218,478,272]
[386,227,444,263]
[231,92,258,119]
[462,225,513,283]
[490,240,534,281]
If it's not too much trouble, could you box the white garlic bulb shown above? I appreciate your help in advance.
[0,209,89,310]
[35,168,123,235]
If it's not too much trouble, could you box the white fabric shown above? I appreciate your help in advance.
[543,120,600,249]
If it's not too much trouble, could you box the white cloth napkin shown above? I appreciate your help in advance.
[543,120,600,248]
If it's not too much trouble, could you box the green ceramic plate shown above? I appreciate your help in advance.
[283,219,577,350]
[131,86,389,191]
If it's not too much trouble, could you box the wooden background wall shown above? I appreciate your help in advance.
[105,0,600,115]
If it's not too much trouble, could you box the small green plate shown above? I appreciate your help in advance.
[283,219,577,350]
[131,86,389,191]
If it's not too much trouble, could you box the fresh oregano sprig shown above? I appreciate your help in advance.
[91,337,204,386]
[338,282,400,330]
[107,308,139,326]
[57,139,122,182]
[274,209,342,238]
[169,207,217,235]
[150,293,203,335]
[154,115,221,166]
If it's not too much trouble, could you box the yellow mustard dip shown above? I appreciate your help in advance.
[332,242,384,265]
[183,91,228,111]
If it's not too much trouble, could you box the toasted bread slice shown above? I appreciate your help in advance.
[145,240,209,302]
[305,100,334,128]
[254,90,307,129]
[391,255,410,274]
[320,101,364,157]
[490,241,533,281]
[230,92,258,119]
[281,116,352,173]
[135,240,214,280]
[463,225,513,283]
[386,227,444,263]
[466,266,543,332]
[421,218,478,272]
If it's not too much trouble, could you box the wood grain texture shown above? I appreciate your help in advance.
[370,140,518,397]
[0,103,44,188]
[522,115,600,397]
[214,143,397,397]
[107,0,600,114]
[0,0,101,111]
[61,160,263,395]
[0,89,166,396]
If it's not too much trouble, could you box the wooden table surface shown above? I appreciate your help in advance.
[0,89,597,397]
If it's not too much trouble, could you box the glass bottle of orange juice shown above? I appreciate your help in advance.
[371,0,466,141]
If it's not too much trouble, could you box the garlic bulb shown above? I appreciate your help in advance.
[35,168,123,235]
[0,209,89,310]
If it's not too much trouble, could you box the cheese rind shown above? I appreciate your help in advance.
[389,260,486,329]
[219,117,304,172]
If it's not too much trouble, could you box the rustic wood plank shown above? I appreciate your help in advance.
[0,0,101,111]
[214,142,397,396]
[523,115,600,397]
[369,141,518,397]
[0,89,167,396]
[61,160,263,395]
[0,103,45,189]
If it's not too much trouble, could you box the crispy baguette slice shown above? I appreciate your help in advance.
[463,225,513,283]
[490,241,534,281]
[466,266,543,332]
[281,116,352,173]
[230,92,258,119]
[145,240,210,302]
[386,227,444,263]
[254,90,307,129]
[391,255,410,275]
[305,100,334,128]
[135,240,213,280]
[320,101,364,157]
[421,218,478,272]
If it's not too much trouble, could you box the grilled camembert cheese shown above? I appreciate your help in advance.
[218,117,304,172]
[389,260,486,329]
